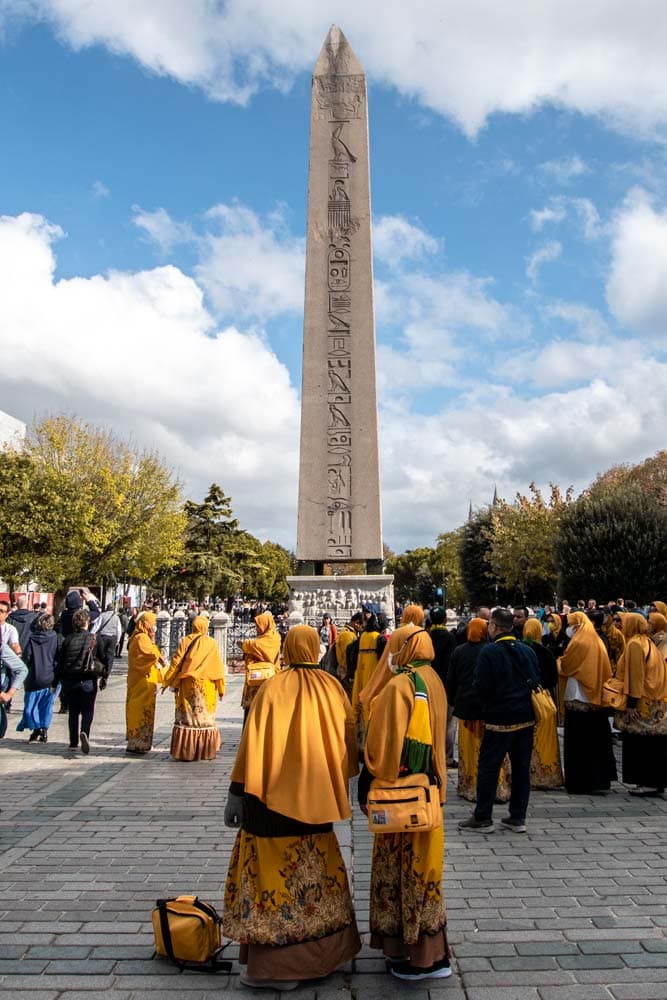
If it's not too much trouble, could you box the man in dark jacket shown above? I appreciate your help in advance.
[8,595,38,652]
[459,606,539,833]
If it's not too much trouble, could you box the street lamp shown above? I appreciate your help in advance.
[518,555,530,604]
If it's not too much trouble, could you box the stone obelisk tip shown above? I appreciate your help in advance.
[313,24,364,76]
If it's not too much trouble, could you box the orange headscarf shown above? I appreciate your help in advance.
[162,616,225,687]
[242,611,281,666]
[401,604,425,626]
[649,612,667,635]
[558,611,611,706]
[231,623,357,825]
[652,601,667,618]
[387,623,434,668]
[616,613,667,701]
[467,617,488,643]
[523,619,543,644]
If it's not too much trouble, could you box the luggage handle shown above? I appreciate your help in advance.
[156,898,232,974]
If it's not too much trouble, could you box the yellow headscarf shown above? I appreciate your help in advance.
[127,612,161,685]
[162,616,225,687]
[283,623,320,665]
[242,611,281,666]
[652,600,667,618]
[231,626,357,825]
[523,618,543,644]
[558,611,611,706]
[359,622,432,708]
[616,613,667,701]
[649,612,667,635]
[401,604,425,626]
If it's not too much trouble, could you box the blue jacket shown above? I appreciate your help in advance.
[472,633,539,726]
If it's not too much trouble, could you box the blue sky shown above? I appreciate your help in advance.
[1,2,667,552]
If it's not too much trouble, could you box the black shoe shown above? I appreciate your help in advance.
[28,730,40,743]
[501,816,527,832]
[99,677,107,691]
[459,815,494,832]
[58,705,68,714]
[38,730,48,743]
[390,959,452,981]
[80,732,90,755]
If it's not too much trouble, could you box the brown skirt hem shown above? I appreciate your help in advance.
[240,920,361,980]
[369,925,449,967]
[170,724,220,761]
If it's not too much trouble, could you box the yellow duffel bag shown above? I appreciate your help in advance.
[367,773,442,834]
[152,895,231,972]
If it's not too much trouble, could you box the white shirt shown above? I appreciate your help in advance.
[0,622,20,650]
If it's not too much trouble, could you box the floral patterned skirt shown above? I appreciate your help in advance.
[369,823,448,966]
[458,721,511,802]
[223,830,360,980]
[170,676,222,761]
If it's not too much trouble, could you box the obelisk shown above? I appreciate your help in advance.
[296,25,383,574]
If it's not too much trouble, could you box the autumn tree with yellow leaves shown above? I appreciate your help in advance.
[0,416,186,602]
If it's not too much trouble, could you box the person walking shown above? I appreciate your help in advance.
[162,615,225,760]
[90,604,122,689]
[16,613,60,743]
[459,607,539,833]
[55,608,98,754]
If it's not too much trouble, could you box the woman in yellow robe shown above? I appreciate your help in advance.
[358,604,424,714]
[161,615,225,761]
[522,618,563,790]
[240,611,281,716]
[448,618,511,803]
[649,612,667,659]
[614,612,667,796]
[126,613,164,754]
[559,611,615,794]
[351,614,385,750]
[359,624,451,982]
[223,624,360,989]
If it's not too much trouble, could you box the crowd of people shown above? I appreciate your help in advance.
[3,586,667,988]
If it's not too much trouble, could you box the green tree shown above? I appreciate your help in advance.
[459,508,512,608]
[181,484,243,603]
[555,484,667,603]
[588,450,667,507]
[0,416,185,603]
[433,528,466,609]
[487,483,573,604]
[385,547,437,605]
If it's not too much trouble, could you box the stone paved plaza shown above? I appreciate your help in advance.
[2,659,667,1000]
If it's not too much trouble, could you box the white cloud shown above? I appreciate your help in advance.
[373,215,438,268]
[132,205,194,254]
[5,1,667,137]
[529,197,602,239]
[92,179,110,199]
[0,211,300,544]
[606,187,667,333]
[526,241,562,283]
[196,203,305,322]
[538,156,589,184]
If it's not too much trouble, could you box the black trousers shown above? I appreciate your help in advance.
[66,680,97,747]
[475,725,534,822]
[95,634,117,678]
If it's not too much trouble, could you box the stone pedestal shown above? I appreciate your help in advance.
[286,574,394,627]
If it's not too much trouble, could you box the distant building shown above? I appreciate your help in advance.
[0,408,26,449]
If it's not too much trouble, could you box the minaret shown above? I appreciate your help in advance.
[296,25,382,572]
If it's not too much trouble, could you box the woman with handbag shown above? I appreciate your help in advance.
[614,612,667,797]
[358,623,450,982]
[126,612,165,754]
[161,616,225,761]
[222,624,360,989]
[16,612,61,743]
[54,607,98,754]
[558,611,616,794]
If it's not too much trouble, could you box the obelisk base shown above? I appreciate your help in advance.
[286,575,395,628]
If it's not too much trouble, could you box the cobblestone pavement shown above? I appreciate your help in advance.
[2,661,667,1000]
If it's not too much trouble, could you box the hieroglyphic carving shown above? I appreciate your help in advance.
[325,78,363,559]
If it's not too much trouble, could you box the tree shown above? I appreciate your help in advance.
[588,450,667,508]
[555,484,667,603]
[181,485,244,603]
[0,416,186,602]
[385,547,437,605]
[487,483,573,604]
[459,509,505,608]
[433,529,466,609]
